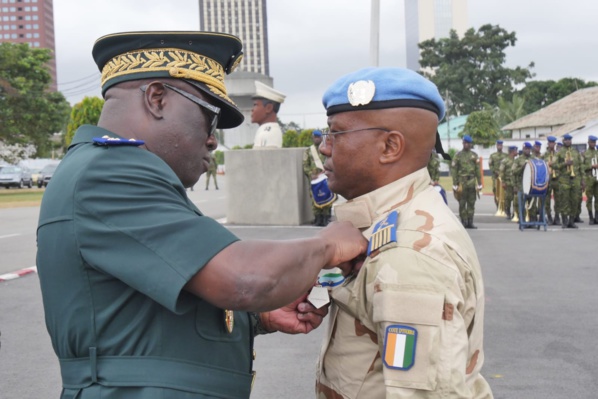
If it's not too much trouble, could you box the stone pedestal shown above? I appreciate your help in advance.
[226,148,313,225]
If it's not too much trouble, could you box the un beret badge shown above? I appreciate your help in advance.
[347,80,376,106]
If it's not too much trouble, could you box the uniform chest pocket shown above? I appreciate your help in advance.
[195,300,243,342]
[373,290,443,392]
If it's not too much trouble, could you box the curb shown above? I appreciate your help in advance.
[0,266,37,282]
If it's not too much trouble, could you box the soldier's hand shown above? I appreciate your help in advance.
[317,221,368,268]
[477,185,483,191]
[265,292,329,335]
[452,185,458,191]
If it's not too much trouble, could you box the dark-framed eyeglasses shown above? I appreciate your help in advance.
[140,83,221,137]
[321,127,391,142]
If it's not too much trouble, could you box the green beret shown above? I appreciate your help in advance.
[92,31,245,128]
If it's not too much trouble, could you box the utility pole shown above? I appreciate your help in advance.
[370,0,380,66]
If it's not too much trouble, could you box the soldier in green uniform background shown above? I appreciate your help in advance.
[205,152,219,190]
[582,135,598,224]
[489,139,507,210]
[512,142,537,223]
[303,130,335,226]
[533,140,543,158]
[451,135,482,228]
[542,136,560,225]
[427,148,441,185]
[499,145,518,219]
[554,134,583,228]
[35,31,368,399]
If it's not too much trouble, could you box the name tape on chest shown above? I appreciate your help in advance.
[93,135,145,146]
[367,210,398,257]
[383,324,418,370]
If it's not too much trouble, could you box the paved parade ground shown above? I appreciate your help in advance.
[1,175,597,398]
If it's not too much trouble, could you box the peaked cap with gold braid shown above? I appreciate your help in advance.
[92,31,245,128]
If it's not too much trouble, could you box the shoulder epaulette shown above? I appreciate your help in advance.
[93,135,145,146]
[368,211,399,258]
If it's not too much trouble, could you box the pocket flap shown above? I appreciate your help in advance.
[373,290,443,326]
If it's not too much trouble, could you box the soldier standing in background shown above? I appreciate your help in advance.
[499,145,518,219]
[303,130,334,226]
[427,149,441,185]
[555,134,583,228]
[451,135,482,229]
[533,141,542,158]
[205,152,219,190]
[542,136,560,225]
[512,142,536,223]
[489,140,507,210]
[582,135,598,224]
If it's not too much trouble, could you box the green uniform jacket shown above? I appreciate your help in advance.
[489,151,507,178]
[427,153,441,182]
[451,150,481,187]
[37,125,254,399]
[499,157,515,187]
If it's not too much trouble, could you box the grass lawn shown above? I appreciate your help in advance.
[0,188,44,208]
[438,176,494,196]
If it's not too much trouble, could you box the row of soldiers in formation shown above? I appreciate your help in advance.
[427,134,598,229]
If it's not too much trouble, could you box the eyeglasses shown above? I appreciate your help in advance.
[140,83,221,137]
[321,127,390,142]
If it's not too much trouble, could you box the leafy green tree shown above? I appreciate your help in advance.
[0,43,71,157]
[282,130,299,148]
[419,24,534,116]
[517,78,598,114]
[213,150,224,165]
[461,110,499,147]
[298,130,313,147]
[493,94,526,130]
[65,96,104,146]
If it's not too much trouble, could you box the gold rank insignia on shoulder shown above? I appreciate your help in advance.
[224,309,234,333]
[93,135,145,146]
[367,210,398,257]
[347,80,376,106]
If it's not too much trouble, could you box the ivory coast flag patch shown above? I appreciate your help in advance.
[383,325,417,370]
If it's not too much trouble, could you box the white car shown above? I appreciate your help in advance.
[0,165,33,189]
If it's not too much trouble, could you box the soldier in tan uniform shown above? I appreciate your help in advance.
[315,67,493,399]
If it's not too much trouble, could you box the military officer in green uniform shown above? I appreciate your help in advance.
[205,152,219,190]
[451,135,482,228]
[489,140,507,209]
[542,136,560,225]
[554,134,583,228]
[303,130,336,226]
[36,31,368,399]
[499,145,518,219]
[582,135,598,224]
[533,140,542,158]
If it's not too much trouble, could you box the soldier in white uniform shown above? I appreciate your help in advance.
[315,67,493,399]
[252,81,286,148]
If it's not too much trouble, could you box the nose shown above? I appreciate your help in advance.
[207,134,218,152]
[319,137,331,156]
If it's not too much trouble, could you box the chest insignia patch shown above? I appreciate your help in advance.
[93,135,145,146]
[367,211,398,257]
[383,324,417,370]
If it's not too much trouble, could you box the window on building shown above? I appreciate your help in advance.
[24,6,29,10]
[25,15,30,20]
[25,24,30,28]
[32,23,38,29]
[33,32,37,37]
[32,15,37,20]
[11,33,17,38]
[32,5,37,11]
[33,41,39,46]
[25,32,31,38]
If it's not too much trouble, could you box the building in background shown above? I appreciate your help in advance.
[0,0,56,91]
[404,0,467,71]
[199,0,274,148]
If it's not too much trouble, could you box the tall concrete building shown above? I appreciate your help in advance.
[405,0,467,71]
[199,0,274,148]
[0,0,56,90]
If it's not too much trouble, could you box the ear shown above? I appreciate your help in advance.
[264,101,274,114]
[142,82,167,120]
[380,131,405,164]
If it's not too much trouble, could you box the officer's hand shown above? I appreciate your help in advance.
[452,185,458,191]
[477,185,483,191]
[265,292,329,335]
[317,221,368,268]
[335,254,366,277]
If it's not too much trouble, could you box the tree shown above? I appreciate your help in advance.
[282,130,299,148]
[517,78,598,114]
[461,110,499,147]
[493,94,526,130]
[419,24,534,116]
[0,43,71,157]
[65,96,104,146]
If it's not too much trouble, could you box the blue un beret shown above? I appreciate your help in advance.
[563,134,573,140]
[312,130,322,137]
[557,142,563,146]
[547,136,557,143]
[534,141,542,146]
[509,145,518,151]
[496,140,504,144]
[523,142,532,148]
[463,135,473,143]
[588,135,597,142]
[322,67,445,121]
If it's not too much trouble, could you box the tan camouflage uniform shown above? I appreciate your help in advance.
[316,168,492,399]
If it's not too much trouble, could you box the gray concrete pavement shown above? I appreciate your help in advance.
[1,183,598,398]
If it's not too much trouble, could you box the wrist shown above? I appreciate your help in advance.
[251,312,276,335]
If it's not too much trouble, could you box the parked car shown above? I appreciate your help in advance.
[37,163,59,188]
[0,165,33,188]
[29,168,43,186]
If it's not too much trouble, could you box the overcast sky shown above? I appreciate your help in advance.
[54,0,598,129]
